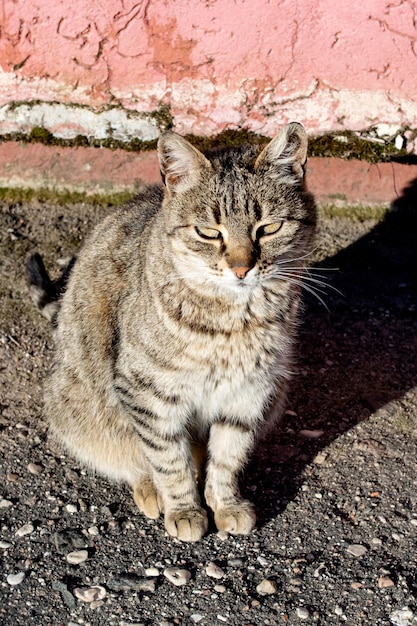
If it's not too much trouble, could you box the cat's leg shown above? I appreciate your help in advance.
[133,476,164,520]
[143,437,208,541]
[204,421,256,535]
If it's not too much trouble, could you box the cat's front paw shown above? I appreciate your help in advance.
[133,478,163,520]
[214,500,256,535]
[165,507,208,542]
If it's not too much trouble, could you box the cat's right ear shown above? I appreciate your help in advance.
[157,132,212,195]
[254,122,308,184]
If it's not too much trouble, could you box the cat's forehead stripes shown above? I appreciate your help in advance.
[213,169,262,223]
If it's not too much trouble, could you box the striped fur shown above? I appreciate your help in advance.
[28,123,317,541]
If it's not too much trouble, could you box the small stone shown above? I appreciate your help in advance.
[0,540,12,549]
[73,585,106,602]
[299,429,324,439]
[27,462,44,475]
[107,576,156,592]
[0,499,13,509]
[313,452,327,465]
[145,567,160,577]
[206,562,224,579]
[347,544,367,557]
[7,571,25,586]
[371,538,383,546]
[257,556,269,566]
[296,607,310,620]
[53,529,86,553]
[378,575,395,588]
[65,503,78,514]
[87,526,99,536]
[256,579,278,596]
[351,582,363,590]
[190,615,204,623]
[6,473,19,482]
[410,519,417,527]
[52,580,76,609]
[163,567,191,587]
[389,607,415,626]
[395,135,405,150]
[15,523,34,537]
[217,617,227,623]
[66,549,88,564]
[227,558,244,567]
[335,606,344,616]
[214,584,226,593]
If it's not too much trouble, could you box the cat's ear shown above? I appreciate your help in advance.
[157,132,212,195]
[254,122,308,182]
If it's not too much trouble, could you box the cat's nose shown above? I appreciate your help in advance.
[232,266,251,279]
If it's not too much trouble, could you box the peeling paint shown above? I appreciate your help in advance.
[0,1,416,142]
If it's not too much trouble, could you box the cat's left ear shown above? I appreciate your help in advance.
[254,122,308,182]
[157,131,212,195]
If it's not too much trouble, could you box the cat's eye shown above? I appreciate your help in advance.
[195,226,222,240]
[256,222,283,238]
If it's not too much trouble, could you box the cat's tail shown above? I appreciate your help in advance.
[26,253,76,325]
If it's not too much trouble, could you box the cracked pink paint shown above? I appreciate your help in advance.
[0,0,416,136]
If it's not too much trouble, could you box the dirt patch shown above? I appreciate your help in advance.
[0,196,416,625]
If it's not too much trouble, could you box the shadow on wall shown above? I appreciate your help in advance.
[251,176,417,525]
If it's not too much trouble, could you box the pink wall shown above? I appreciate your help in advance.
[0,0,416,142]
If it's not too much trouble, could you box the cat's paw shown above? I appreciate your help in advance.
[165,507,208,542]
[214,500,256,535]
[133,478,163,520]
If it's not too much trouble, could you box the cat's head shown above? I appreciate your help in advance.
[157,123,316,298]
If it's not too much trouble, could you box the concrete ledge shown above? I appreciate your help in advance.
[1,141,416,207]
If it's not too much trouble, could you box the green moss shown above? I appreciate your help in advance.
[184,129,268,153]
[308,131,408,163]
[319,204,388,222]
[29,127,54,144]
[149,104,174,132]
[0,186,133,206]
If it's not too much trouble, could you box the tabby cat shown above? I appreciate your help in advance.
[27,122,316,542]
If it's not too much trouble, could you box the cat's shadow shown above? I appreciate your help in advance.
[249,176,417,527]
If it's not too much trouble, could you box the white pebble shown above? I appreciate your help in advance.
[73,585,106,602]
[296,607,310,620]
[87,526,99,536]
[15,523,34,537]
[257,556,269,566]
[389,607,415,626]
[0,499,13,509]
[395,134,405,150]
[7,571,25,586]
[256,579,278,595]
[410,519,417,527]
[145,567,160,577]
[65,504,78,514]
[214,584,226,593]
[346,544,367,557]
[0,540,12,549]
[206,562,224,579]
[163,567,191,586]
[66,549,88,564]
[190,615,204,623]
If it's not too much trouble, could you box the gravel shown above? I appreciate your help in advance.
[0,198,417,625]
